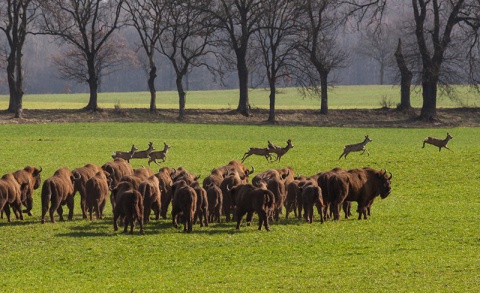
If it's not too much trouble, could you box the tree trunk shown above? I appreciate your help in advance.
[6,52,16,113]
[420,78,437,120]
[176,76,186,120]
[319,72,329,115]
[268,82,276,122]
[14,46,24,118]
[84,57,99,111]
[148,64,157,112]
[236,54,250,117]
[394,39,412,111]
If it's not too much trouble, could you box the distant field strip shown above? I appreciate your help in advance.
[0,85,477,109]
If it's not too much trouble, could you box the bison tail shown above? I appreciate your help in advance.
[264,190,275,209]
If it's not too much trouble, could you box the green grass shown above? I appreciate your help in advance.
[0,123,479,292]
[1,85,479,110]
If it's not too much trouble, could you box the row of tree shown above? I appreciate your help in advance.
[1,0,479,121]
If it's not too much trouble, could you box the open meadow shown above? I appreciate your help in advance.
[0,86,479,292]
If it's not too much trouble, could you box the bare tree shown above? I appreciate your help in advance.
[346,0,480,121]
[123,0,165,113]
[295,0,347,115]
[394,38,412,110]
[157,0,216,120]
[201,0,263,117]
[37,0,125,111]
[0,0,37,118]
[253,0,300,122]
[356,24,396,85]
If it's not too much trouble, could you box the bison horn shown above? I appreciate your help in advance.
[388,172,393,180]
[38,166,43,173]
[247,166,255,176]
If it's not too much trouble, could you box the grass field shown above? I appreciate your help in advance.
[0,121,479,292]
[0,85,479,110]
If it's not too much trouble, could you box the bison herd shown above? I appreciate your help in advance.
[0,157,393,234]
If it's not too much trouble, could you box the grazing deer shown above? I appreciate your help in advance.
[241,147,273,163]
[339,135,372,160]
[112,145,138,162]
[422,133,453,152]
[131,141,155,159]
[148,142,171,166]
[269,139,294,162]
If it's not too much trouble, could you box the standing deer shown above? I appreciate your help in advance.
[339,135,372,160]
[148,142,171,166]
[112,145,138,162]
[131,142,155,160]
[269,139,294,162]
[422,133,453,152]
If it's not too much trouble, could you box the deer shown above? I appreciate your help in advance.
[147,142,171,166]
[241,147,273,163]
[131,141,155,160]
[112,145,138,162]
[422,133,453,152]
[269,139,294,162]
[338,135,372,160]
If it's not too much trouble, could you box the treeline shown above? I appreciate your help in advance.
[1,1,479,121]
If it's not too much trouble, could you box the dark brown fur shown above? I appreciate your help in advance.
[138,175,161,223]
[171,180,197,233]
[85,170,111,220]
[113,181,145,235]
[206,184,223,223]
[12,166,43,216]
[72,164,100,218]
[229,184,275,231]
[41,167,75,224]
[0,173,26,222]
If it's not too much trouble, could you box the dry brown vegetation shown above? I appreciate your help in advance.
[1,107,479,127]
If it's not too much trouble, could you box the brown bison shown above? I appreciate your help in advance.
[41,167,78,224]
[101,158,134,187]
[154,167,176,219]
[191,181,208,227]
[72,164,100,219]
[219,172,243,222]
[12,166,43,216]
[206,184,223,223]
[229,184,275,231]
[138,175,161,223]
[171,180,197,233]
[252,168,291,221]
[301,181,325,223]
[0,173,28,222]
[113,181,144,235]
[85,170,111,220]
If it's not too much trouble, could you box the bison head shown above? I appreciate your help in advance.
[378,170,392,199]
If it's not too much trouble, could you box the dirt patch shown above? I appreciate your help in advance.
[1,107,479,128]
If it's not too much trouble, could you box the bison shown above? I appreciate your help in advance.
[206,184,223,223]
[154,167,177,219]
[229,184,275,231]
[138,175,162,223]
[191,181,208,227]
[72,164,100,219]
[12,166,43,216]
[113,181,144,235]
[41,167,77,224]
[301,181,325,223]
[0,173,27,222]
[85,170,112,220]
[171,180,197,233]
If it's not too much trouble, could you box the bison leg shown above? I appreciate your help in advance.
[81,195,88,219]
[99,199,106,219]
[66,196,74,221]
[257,209,269,231]
[3,204,11,223]
[113,211,120,231]
[235,210,246,230]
